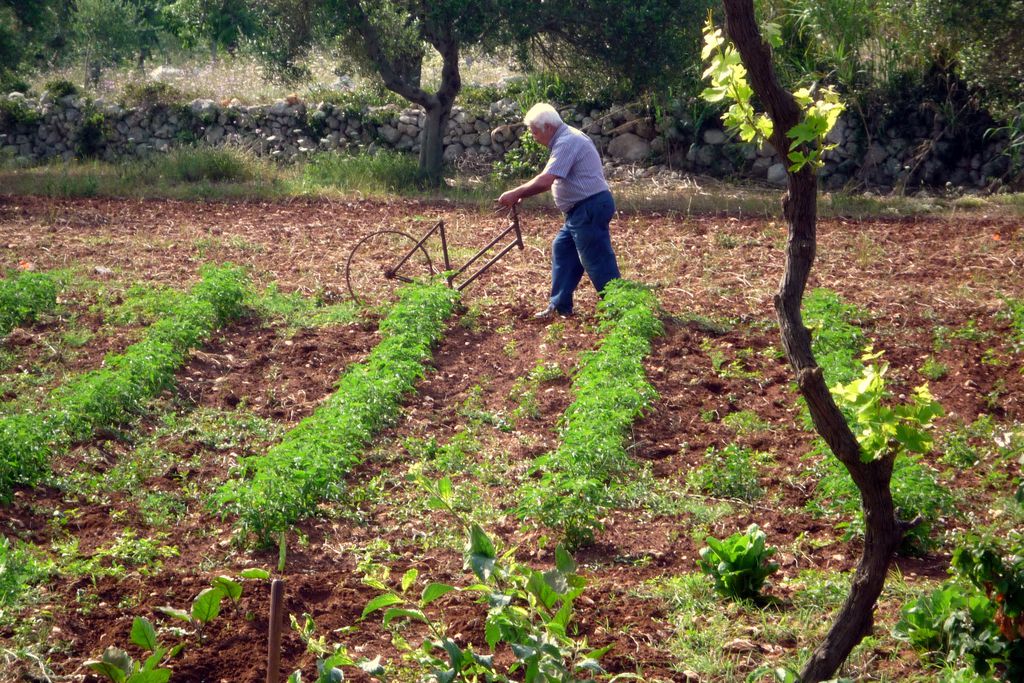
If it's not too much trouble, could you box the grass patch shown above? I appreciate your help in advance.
[249,283,360,330]
[300,151,427,195]
[0,270,58,337]
[687,443,767,502]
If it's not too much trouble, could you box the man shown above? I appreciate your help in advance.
[497,103,621,318]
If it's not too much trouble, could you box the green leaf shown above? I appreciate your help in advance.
[126,670,171,683]
[155,606,191,622]
[382,607,428,626]
[191,587,224,624]
[85,660,128,683]
[421,582,457,606]
[211,576,243,603]
[466,524,496,582]
[130,617,159,652]
[240,567,271,580]
[554,545,576,574]
[141,649,167,672]
[441,638,463,670]
[361,593,404,619]
[357,655,384,676]
[400,568,418,593]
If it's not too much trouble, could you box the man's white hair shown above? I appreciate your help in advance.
[524,103,562,129]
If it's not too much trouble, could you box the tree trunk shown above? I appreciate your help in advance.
[418,101,451,187]
[721,1,909,680]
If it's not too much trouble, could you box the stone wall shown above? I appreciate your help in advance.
[0,90,1016,192]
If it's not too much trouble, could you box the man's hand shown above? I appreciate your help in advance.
[497,189,520,207]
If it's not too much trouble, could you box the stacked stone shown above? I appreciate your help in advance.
[0,90,1016,191]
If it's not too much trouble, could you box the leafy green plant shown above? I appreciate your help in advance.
[698,524,779,602]
[44,79,78,98]
[895,534,1024,679]
[802,288,868,388]
[491,130,549,181]
[363,477,608,682]
[218,281,459,545]
[0,536,51,607]
[156,568,269,643]
[687,443,765,501]
[701,15,844,171]
[84,617,175,683]
[920,355,949,381]
[0,270,58,337]
[0,98,41,128]
[517,280,663,549]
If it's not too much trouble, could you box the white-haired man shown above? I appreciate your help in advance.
[497,102,620,318]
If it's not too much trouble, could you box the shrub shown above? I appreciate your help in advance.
[119,81,190,109]
[491,130,548,181]
[895,534,1024,679]
[698,524,779,602]
[0,270,58,336]
[0,98,41,128]
[44,80,78,99]
[75,109,108,159]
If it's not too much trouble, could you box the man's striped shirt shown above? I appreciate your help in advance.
[542,124,609,213]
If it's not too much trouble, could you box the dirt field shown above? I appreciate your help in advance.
[0,194,1021,682]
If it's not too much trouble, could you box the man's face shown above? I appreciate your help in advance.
[529,123,556,148]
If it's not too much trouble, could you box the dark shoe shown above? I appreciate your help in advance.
[533,305,570,320]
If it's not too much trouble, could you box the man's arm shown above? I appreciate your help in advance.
[497,172,557,207]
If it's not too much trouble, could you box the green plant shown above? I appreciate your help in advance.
[687,443,765,501]
[302,150,426,194]
[218,280,459,545]
[44,79,78,99]
[517,280,662,549]
[0,536,50,607]
[802,288,868,387]
[84,617,176,683]
[702,15,844,171]
[363,477,608,682]
[76,108,109,159]
[0,98,41,128]
[920,355,949,381]
[895,534,1024,679]
[155,568,269,643]
[119,81,189,109]
[491,130,549,181]
[0,270,58,336]
[698,524,779,602]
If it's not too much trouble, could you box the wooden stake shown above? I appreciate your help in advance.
[266,578,284,683]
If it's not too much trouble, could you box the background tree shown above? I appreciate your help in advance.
[0,0,63,90]
[164,0,259,62]
[71,0,143,85]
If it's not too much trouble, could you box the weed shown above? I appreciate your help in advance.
[722,409,771,435]
[919,355,949,381]
[802,288,868,387]
[301,151,426,194]
[249,282,359,330]
[0,270,58,337]
[687,443,766,501]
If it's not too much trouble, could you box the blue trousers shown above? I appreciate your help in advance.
[550,190,621,314]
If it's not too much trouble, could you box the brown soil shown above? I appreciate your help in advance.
[0,194,1022,683]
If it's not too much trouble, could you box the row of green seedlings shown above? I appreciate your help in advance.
[801,288,952,555]
[0,269,58,337]
[0,264,249,500]
[216,280,460,546]
[517,279,663,550]
[85,568,270,683]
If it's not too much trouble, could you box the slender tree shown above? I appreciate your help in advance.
[710,1,914,680]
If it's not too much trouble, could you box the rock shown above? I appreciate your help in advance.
[378,125,401,144]
[442,143,463,161]
[703,128,727,145]
[607,133,650,162]
[767,162,788,185]
[149,66,185,81]
[190,99,217,117]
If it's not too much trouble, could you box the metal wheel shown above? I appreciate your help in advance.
[345,230,436,306]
